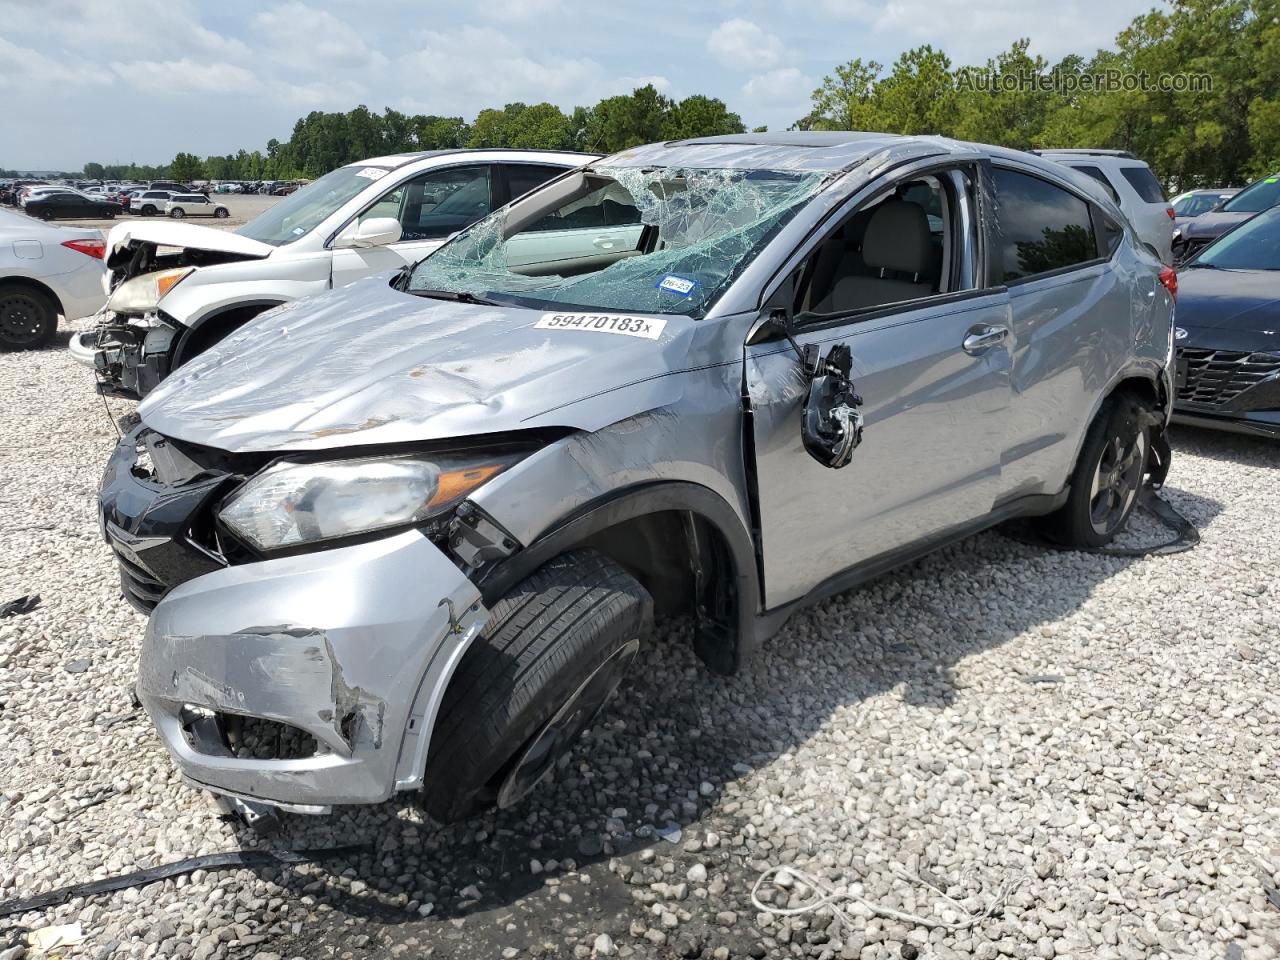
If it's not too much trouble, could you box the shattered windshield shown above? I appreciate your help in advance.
[408,166,825,317]
[237,164,388,246]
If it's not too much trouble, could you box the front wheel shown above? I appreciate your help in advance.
[1039,392,1151,547]
[214,207,229,219]
[169,208,184,218]
[38,209,53,221]
[421,550,652,823]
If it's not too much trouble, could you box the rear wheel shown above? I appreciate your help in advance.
[1039,392,1151,547]
[0,284,58,350]
[141,205,156,216]
[421,550,652,823]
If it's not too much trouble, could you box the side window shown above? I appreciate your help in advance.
[989,169,1100,284]
[1071,164,1121,204]
[1093,208,1125,256]
[1119,166,1165,203]
[794,172,960,318]
[522,184,642,233]
[503,164,568,201]
[358,166,494,242]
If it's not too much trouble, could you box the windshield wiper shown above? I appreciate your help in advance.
[412,289,500,306]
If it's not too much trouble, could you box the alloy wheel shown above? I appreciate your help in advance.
[1088,429,1146,536]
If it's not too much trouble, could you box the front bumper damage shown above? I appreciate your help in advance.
[137,532,489,810]
[71,311,178,399]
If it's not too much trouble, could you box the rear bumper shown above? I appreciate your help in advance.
[137,531,489,810]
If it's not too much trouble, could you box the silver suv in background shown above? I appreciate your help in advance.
[129,190,180,216]
[1036,149,1174,263]
[100,132,1175,822]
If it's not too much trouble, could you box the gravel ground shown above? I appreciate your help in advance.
[1,324,1278,960]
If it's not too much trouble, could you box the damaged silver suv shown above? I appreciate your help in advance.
[100,132,1176,822]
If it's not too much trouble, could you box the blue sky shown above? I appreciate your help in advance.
[0,0,1159,170]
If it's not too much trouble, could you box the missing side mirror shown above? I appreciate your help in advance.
[802,343,864,469]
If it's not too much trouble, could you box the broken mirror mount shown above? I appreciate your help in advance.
[766,309,865,469]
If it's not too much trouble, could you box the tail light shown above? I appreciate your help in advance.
[1159,266,1177,301]
[1166,207,1175,219]
[62,238,106,260]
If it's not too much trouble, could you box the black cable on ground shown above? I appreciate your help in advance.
[0,844,371,918]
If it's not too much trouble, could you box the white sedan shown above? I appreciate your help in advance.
[0,208,107,349]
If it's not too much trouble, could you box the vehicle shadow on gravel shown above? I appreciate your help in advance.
[1170,423,1280,467]
[231,485,1224,954]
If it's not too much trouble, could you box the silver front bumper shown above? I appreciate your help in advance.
[68,328,100,369]
[137,530,489,810]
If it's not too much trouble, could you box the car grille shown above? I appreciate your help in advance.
[111,546,168,613]
[1178,237,1212,262]
[1176,347,1280,407]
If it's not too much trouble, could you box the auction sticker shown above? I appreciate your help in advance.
[535,313,668,340]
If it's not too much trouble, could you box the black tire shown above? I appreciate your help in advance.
[1039,392,1151,548]
[0,283,58,350]
[421,550,652,823]
[170,208,184,218]
[141,205,155,216]
[37,208,53,221]
[214,207,229,219]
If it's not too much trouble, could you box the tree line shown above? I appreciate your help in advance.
[45,0,1280,190]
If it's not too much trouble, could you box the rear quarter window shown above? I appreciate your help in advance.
[990,168,1100,283]
[1070,164,1121,204]
[1119,166,1166,204]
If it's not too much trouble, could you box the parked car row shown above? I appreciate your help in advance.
[68,134,1187,826]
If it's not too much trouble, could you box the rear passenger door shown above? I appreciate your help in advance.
[988,164,1139,500]
[745,164,1014,608]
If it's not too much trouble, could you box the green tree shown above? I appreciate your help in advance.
[666,94,745,139]
[83,162,105,179]
[807,59,884,130]
[169,152,205,181]
[874,45,956,135]
[585,85,674,152]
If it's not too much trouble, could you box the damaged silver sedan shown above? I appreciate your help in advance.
[100,132,1176,820]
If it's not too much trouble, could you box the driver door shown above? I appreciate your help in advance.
[746,165,1014,607]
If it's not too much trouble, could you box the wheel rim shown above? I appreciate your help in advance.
[1088,427,1146,536]
[0,292,47,345]
[495,638,639,809]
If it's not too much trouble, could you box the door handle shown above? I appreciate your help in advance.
[962,324,1009,355]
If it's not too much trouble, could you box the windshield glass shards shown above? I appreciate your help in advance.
[408,166,824,317]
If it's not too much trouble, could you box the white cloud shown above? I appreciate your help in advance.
[0,0,248,59]
[707,18,788,70]
[396,26,662,117]
[109,59,259,96]
[251,3,388,73]
[477,0,562,20]
[0,34,102,90]
[742,67,813,106]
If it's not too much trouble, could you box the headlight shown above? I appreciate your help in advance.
[219,450,526,551]
[106,267,193,314]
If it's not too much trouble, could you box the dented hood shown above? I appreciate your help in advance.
[138,276,697,453]
[105,220,275,260]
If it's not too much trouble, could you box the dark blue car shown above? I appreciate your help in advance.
[1174,205,1280,437]
[1174,173,1280,261]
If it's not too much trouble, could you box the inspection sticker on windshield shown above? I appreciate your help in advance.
[656,274,698,296]
[536,313,668,340]
[354,167,388,180]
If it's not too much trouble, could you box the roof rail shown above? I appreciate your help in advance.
[1030,148,1139,161]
